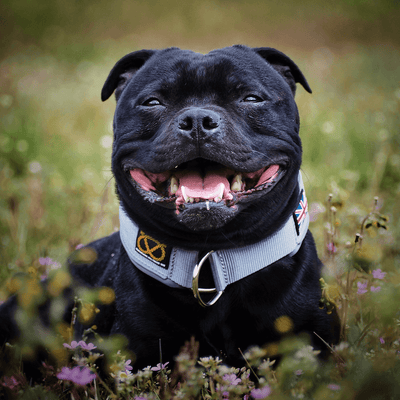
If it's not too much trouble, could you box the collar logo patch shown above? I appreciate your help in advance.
[136,230,170,269]
[295,189,308,228]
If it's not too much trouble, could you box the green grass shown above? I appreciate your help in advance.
[1,0,400,398]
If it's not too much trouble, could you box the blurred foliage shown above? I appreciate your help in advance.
[0,0,400,398]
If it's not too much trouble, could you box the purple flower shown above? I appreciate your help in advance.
[327,242,337,254]
[57,366,96,386]
[328,383,341,391]
[124,359,133,373]
[75,244,84,250]
[357,281,368,294]
[151,362,169,371]
[380,337,385,344]
[372,269,386,280]
[63,341,80,349]
[251,385,272,398]
[370,286,381,293]
[134,397,147,400]
[295,369,303,376]
[79,341,97,351]
[1,376,19,389]
[39,257,53,266]
[223,373,241,386]
[63,340,96,351]
[38,257,61,269]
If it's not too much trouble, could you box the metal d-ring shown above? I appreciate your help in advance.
[192,250,224,307]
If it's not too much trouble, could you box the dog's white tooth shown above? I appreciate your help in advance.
[206,200,210,210]
[213,183,224,203]
[219,183,224,199]
[230,174,242,192]
[189,197,194,203]
[181,186,189,203]
[170,176,178,194]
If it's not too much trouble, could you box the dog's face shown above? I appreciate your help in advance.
[102,45,311,249]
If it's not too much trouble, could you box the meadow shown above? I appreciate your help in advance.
[0,1,400,398]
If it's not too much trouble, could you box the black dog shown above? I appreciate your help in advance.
[1,45,340,371]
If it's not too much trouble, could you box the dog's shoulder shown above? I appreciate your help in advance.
[68,231,121,288]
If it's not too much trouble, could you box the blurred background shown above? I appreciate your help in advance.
[0,0,399,287]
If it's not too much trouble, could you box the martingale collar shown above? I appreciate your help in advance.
[119,172,309,307]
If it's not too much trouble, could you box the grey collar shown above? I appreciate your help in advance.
[119,172,309,306]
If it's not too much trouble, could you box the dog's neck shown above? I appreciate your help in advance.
[119,172,309,306]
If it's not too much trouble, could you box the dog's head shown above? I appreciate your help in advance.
[102,45,311,249]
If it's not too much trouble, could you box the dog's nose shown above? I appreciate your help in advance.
[178,108,221,134]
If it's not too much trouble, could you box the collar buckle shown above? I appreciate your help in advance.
[192,251,224,307]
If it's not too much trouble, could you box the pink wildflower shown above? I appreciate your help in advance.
[380,337,385,344]
[295,369,303,376]
[251,385,272,398]
[75,244,84,249]
[151,362,169,371]
[223,373,241,386]
[357,281,368,294]
[38,257,61,269]
[39,257,54,266]
[125,359,133,372]
[372,269,386,280]
[63,340,96,351]
[327,242,337,254]
[79,341,97,351]
[370,286,381,293]
[63,341,80,349]
[57,366,96,386]
[328,383,341,391]
[1,376,19,389]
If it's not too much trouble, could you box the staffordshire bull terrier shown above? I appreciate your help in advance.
[0,45,340,371]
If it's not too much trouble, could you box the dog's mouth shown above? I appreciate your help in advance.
[126,159,286,214]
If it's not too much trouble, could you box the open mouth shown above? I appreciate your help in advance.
[126,159,286,214]
[128,159,285,213]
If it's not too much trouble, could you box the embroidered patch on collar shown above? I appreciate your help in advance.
[295,189,308,229]
[135,230,171,269]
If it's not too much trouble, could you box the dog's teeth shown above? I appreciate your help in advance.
[170,176,178,194]
[189,197,194,203]
[231,174,242,192]
[181,186,189,203]
[206,200,210,210]
[219,183,224,199]
[213,184,224,202]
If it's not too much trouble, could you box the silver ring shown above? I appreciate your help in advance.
[192,251,223,307]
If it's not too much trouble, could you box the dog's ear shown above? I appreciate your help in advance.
[101,50,156,102]
[253,47,312,96]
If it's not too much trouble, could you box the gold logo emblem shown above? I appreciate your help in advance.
[136,231,167,263]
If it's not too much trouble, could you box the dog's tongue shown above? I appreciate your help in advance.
[177,170,232,202]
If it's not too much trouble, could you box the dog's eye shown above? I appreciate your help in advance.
[243,95,263,103]
[142,98,162,106]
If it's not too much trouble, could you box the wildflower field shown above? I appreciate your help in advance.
[1,0,400,398]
